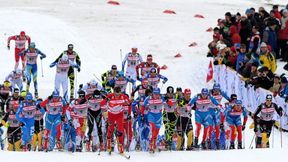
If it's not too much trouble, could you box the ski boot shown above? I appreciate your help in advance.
[34,90,39,99]
[237,142,242,149]
[201,141,207,150]
[107,139,112,154]
[207,139,211,150]
[149,141,155,154]
[76,145,82,152]
[135,141,141,151]
[194,137,199,148]
[229,142,235,149]
[85,136,91,152]
[215,140,220,150]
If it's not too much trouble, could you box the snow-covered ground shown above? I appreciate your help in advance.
[0,0,288,161]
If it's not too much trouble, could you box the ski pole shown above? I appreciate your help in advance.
[280,118,283,148]
[272,123,274,148]
[74,70,78,99]
[40,59,44,77]
[0,126,22,143]
[249,133,255,149]
[120,49,123,65]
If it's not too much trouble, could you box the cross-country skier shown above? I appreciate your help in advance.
[82,79,103,97]
[1,89,22,151]
[31,98,45,151]
[66,90,88,152]
[100,86,130,154]
[85,89,105,152]
[189,88,220,150]
[51,44,81,100]
[163,86,178,150]
[0,81,12,116]
[208,83,229,149]
[131,78,153,100]
[40,90,67,151]
[50,54,80,101]
[7,31,31,70]
[142,68,167,89]
[101,65,120,93]
[20,42,46,98]
[109,71,136,94]
[143,88,166,153]
[122,47,143,80]
[5,68,24,92]
[131,88,152,151]
[136,54,160,80]
[16,92,40,151]
[175,88,193,150]
[253,94,283,148]
[223,100,247,149]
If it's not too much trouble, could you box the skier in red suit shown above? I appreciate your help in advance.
[7,31,31,70]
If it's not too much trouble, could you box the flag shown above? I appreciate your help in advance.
[206,60,213,82]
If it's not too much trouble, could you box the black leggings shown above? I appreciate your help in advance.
[87,109,103,143]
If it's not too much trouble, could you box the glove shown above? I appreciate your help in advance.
[136,76,140,81]
[7,45,10,50]
[162,80,167,84]
[220,123,224,131]
[279,110,283,117]
[127,115,132,120]
[140,115,144,122]
[36,104,41,110]
[48,95,53,100]
[253,125,258,133]
[68,119,73,127]
[49,63,55,68]
[77,67,81,72]
[133,112,138,118]
[40,55,46,60]
[206,52,213,57]
[4,122,10,128]
[61,115,65,121]
[242,124,246,131]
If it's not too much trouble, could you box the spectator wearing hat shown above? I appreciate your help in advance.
[278,9,288,61]
[272,5,282,20]
[259,42,276,73]
[249,25,261,55]
[207,33,221,57]
[250,66,273,90]
[227,46,238,69]
[236,44,249,73]
[230,25,241,47]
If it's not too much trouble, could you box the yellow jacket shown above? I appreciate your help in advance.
[259,52,276,73]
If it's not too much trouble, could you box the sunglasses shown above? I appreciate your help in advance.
[266,99,272,101]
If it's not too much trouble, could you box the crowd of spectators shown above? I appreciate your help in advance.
[207,4,288,101]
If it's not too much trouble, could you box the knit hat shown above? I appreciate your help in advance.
[260,42,267,47]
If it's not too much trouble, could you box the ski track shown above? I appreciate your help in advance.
[0,0,287,161]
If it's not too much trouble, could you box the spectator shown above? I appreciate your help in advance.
[272,5,282,20]
[263,20,278,53]
[250,66,273,90]
[259,42,276,73]
[227,46,238,69]
[249,25,261,55]
[269,75,281,96]
[230,25,241,47]
[236,44,249,73]
[278,9,288,61]
[239,16,252,50]
[207,33,221,57]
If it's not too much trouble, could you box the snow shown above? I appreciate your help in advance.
[0,0,287,161]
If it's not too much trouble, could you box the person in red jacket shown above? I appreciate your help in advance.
[100,86,130,154]
[272,5,282,20]
[278,9,288,61]
[136,54,160,80]
[7,31,31,70]
[230,25,241,47]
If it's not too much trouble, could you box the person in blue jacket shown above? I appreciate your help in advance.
[223,100,247,149]
[189,88,219,149]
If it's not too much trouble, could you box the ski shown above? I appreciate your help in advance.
[119,153,130,159]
